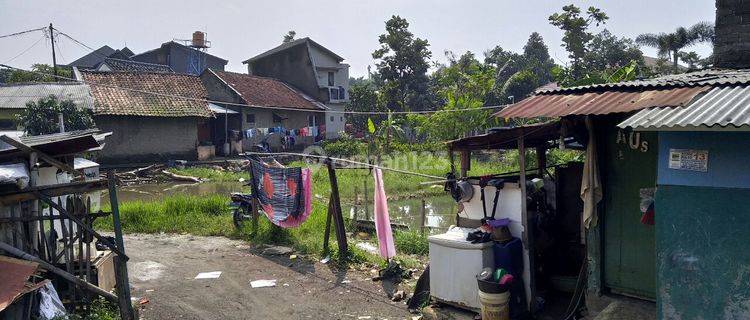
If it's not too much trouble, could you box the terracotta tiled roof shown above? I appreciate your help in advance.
[209,70,326,110]
[81,71,213,117]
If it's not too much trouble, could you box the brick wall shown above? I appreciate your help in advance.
[715,0,750,68]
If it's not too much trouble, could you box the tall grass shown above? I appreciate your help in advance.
[95,194,238,237]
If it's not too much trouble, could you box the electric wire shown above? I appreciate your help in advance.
[45,27,512,115]
[0,27,46,40]
[245,151,445,179]
[0,63,509,115]
[2,35,46,64]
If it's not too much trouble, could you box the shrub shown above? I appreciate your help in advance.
[322,138,367,157]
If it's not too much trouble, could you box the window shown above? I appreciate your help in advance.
[308,115,315,127]
[327,72,335,86]
[245,113,255,124]
[330,116,334,122]
[338,86,346,100]
[340,116,344,122]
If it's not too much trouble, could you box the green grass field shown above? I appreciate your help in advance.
[99,152,533,266]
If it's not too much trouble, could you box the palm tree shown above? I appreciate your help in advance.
[636,22,714,70]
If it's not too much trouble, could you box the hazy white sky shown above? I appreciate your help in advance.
[0,0,716,77]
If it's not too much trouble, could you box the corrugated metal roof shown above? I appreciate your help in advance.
[496,86,709,119]
[538,68,750,94]
[0,83,94,109]
[618,85,750,129]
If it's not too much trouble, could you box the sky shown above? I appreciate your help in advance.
[0,0,716,78]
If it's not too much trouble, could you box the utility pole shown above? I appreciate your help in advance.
[49,23,58,81]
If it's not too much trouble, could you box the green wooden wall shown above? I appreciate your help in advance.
[655,185,750,319]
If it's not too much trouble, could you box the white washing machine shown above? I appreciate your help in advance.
[428,227,494,310]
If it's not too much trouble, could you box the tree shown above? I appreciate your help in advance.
[499,70,539,104]
[678,51,702,69]
[282,31,297,43]
[548,5,609,79]
[346,78,384,134]
[522,32,555,85]
[7,64,72,83]
[583,30,644,72]
[372,15,434,111]
[636,22,714,70]
[17,95,95,135]
[432,51,494,102]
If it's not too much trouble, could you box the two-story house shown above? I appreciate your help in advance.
[242,37,349,138]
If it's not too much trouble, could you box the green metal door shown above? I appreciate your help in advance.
[600,118,657,300]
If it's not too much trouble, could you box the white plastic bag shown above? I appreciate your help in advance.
[38,282,66,319]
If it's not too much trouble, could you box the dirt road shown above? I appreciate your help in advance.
[123,233,412,320]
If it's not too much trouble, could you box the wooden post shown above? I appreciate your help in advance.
[107,171,135,320]
[325,159,348,260]
[518,134,536,312]
[536,146,547,177]
[322,195,334,255]
[363,179,370,221]
[420,199,426,236]
[460,150,471,178]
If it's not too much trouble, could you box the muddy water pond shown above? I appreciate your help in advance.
[105,181,459,232]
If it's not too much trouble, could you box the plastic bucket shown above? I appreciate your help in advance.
[478,290,510,320]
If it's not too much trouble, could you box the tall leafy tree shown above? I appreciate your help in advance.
[372,15,434,111]
[548,5,609,79]
[522,32,555,85]
[346,78,385,134]
[636,22,714,70]
[583,29,644,72]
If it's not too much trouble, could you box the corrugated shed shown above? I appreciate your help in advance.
[81,71,213,118]
[619,85,750,129]
[496,86,709,118]
[538,68,750,94]
[0,83,94,109]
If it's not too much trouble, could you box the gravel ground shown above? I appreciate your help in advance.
[123,233,413,320]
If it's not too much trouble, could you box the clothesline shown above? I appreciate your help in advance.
[244,152,445,180]
[0,63,511,115]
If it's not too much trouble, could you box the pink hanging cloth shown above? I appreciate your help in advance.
[373,168,396,259]
[276,168,313,228]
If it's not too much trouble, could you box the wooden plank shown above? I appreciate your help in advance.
[0,179,108,205]
[37,193,126,259]
[460,150,471,177]
[518,135,537,312]
[0,241,118,303]
[322,195,333,256]
[0,135,80,177]
[106,171,135,320]
[325,159,348,259]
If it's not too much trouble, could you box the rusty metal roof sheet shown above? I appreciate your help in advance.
[496,86,709,119]
[446,121,563,151]
[0,256,39,312]
[619,85,750,130]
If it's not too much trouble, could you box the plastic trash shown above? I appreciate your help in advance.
[38,282,66,320]
[250,279,277,288]
[194,271,222,279]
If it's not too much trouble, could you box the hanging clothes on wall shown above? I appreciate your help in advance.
[373,168,397,259]
[249,159,305,225]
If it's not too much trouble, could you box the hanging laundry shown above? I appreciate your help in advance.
[249,159,304,224]
[276,168,313,228]
[300,127,308,137]
[373,168,396,259]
